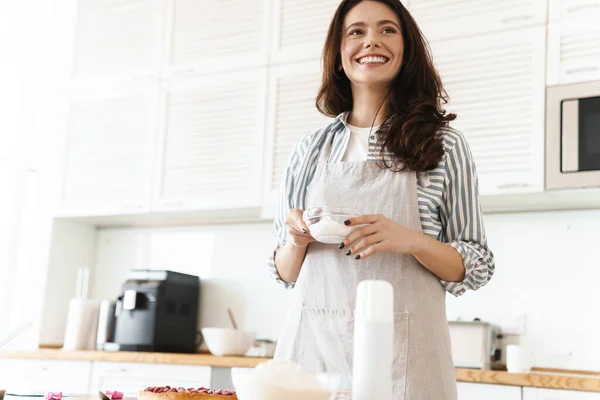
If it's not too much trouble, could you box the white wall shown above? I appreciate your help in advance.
[88,209,600,370]
[90,222,294,341]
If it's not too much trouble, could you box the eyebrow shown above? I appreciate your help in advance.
[345,20,401,32]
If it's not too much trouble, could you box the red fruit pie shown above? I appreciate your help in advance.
[139,386,237,400]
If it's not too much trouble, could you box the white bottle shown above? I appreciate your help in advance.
[352,280,394,400]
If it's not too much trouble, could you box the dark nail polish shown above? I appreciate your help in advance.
[345,250,351,256]
[302,228,307,234]
[344,220,351,225]
[338,242,345,249]
[355,255,361,260]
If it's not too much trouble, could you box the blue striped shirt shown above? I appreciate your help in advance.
[268,112,495,297]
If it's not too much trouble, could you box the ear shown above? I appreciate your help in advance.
[337,63,343,71]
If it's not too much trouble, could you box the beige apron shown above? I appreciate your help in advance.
[274,133,458,399]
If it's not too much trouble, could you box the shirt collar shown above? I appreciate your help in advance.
[332,111,351,131]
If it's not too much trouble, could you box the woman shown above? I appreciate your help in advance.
[268,0,495,398]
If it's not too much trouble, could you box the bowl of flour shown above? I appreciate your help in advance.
[303,207,362,244]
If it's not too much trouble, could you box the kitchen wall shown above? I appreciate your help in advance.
[87,208,600,371]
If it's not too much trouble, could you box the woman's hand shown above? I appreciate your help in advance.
[286,208,316,248]
[338,214,422,260]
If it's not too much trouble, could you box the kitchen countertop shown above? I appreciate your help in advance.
[1,349,600,393]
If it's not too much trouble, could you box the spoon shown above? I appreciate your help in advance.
[227,308,238,330]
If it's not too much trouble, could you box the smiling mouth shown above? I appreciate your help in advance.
[357,56,389,64]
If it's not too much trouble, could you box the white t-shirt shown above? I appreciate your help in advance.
[342,123,380,162]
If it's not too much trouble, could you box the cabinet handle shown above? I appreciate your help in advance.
[567,4,600,13]
[107,368,128,373]
[566,66,599,75]
[497,183,531,189]
[163,201,184,208]
[500,15,533,24]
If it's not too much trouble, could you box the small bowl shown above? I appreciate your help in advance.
[201,327,256,356]
[303,207,362,244]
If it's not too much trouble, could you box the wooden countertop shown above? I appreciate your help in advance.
[1,349,600,393]
[0,349,270,369]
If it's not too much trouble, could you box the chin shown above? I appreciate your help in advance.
[351,76,394,87]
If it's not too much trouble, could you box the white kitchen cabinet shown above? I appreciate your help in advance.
[457,382,521,400]
[153,69,266,213]
[269,0,343,64]
[260,61,332,219]
[548,0,600,22]
[524,387,600,400]
[546,17,600,85]
[408,0,547,42]
[429,25,546,196]
[57,86,159,217]
[89,362,212,396]
[71,0,165,85]
[163,0,270,78]
[0,359,92,393]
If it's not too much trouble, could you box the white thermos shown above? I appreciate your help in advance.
[352,280,394,400]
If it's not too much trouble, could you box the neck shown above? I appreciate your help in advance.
[347,85,389,128]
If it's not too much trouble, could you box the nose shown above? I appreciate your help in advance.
[363,32,381,49]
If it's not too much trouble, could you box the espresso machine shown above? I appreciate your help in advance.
[101,270,200,353]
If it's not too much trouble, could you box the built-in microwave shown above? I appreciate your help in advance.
[546,80,600,190]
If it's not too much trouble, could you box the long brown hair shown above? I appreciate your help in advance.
[316,0,456,172]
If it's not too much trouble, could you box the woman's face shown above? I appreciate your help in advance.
[340,1,404,89]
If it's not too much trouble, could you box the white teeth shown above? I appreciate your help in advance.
[358,56,388,64]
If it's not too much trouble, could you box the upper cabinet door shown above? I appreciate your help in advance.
[163,0,270,78]
[154,69,267,212]
[261,61,332,218]
[548,0,600,21]
[408,0,547,42]
[547,18,600,85]
[270,0,342,64]
[429,26,546,196]
[72,0,165,84]
[58,86,159,217]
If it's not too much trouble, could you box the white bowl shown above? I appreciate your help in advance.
[201,327,256,356]
[232,361,337,400]
[303,207,362,244]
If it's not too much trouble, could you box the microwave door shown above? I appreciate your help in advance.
[546,81,600,190]
[562,96,600,174]
[577,96,600,172]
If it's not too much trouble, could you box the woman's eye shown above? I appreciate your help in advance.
[382,27,397,34]
[349,29,364,36]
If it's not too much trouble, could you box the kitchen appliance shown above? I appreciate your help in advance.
[96,300,116,350]
[546,80,600,190]
[104,270,200,353]
[448,320,502,370]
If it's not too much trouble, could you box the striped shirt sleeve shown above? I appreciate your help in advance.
[438,129,496,297]
[267,138,307,289]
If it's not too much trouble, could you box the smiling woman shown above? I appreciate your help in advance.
[268,0,495,398]
[316,0,455,172]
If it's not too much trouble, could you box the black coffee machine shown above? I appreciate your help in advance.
[104,270,200,353]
